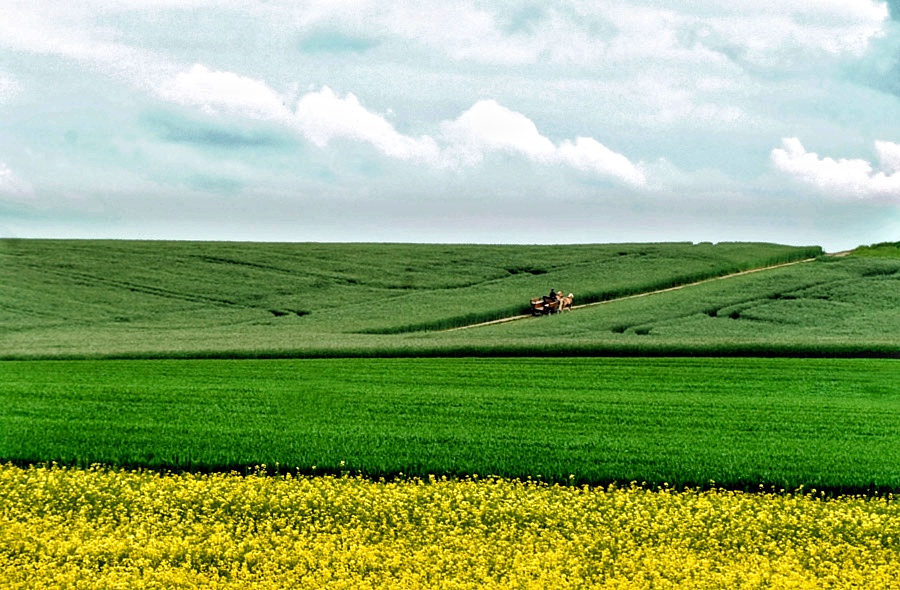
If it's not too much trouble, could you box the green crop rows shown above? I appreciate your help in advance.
[3,357,898,493]
[852,241,900,259]
[0,239,821,358]
[438,254,900,357]
[4,239,897,360]
[2,239,898,492]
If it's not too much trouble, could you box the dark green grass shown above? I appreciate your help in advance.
[436,256,900,357]
[3,357,898,493]
[0,239,820,358]
[851,241,900,258]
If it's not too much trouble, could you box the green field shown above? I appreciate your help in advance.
[852,240,900,258]
[1,239,826,358]
[442,254,900,357]
[2,238,898,492]
[3,239,899,359]
[3,357,898,493]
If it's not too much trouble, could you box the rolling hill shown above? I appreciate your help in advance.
[3,239,897,358]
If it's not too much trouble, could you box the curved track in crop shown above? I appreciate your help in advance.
[445,255,831,331]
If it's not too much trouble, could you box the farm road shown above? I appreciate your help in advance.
[445,254,830,332]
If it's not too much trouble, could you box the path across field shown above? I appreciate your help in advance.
[445,254,830,331]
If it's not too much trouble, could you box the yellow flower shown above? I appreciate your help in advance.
[1,463,899,589]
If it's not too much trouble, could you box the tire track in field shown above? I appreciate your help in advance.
[14,262,246,309]
[444,256,824,331]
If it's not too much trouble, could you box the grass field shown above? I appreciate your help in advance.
[438,254,900,357]
[1,239,897,489]
[2,238,899,587]
[4,239,898,359]
[0,239,825,358]
[3,357,898,493]
[851,240,900,258]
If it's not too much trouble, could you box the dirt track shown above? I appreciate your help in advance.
[444,255,829,332]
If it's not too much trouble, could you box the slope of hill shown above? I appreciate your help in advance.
[9,239,890,359]
[435,254,900,357]
[851,241,900,259]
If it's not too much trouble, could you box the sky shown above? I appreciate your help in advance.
[1,1,900,251]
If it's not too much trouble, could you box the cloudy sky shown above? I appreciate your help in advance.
[1,1,900,250]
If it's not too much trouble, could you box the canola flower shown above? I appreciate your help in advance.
[1,463,899,589]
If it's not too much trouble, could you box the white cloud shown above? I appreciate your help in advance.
[440,99,556,165]
[0,162,34,201]
[61,0,884,68]
[158,64,292,121]
[155,72,647,186]
[1,0,652,186]
[0,74,19,102]
[694,3,888,63]
[150,65,444,165]
[153,68,443,165]
[144,61,647,184]
[876,140,900,175]
[441,100,645,187]
[294,87,442,164]
[281,1,889,70]
[0,2,177,90]
[771,137,900,199]
[557,137,646,187]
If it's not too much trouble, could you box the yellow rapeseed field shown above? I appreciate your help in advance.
[1,463,899,589]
